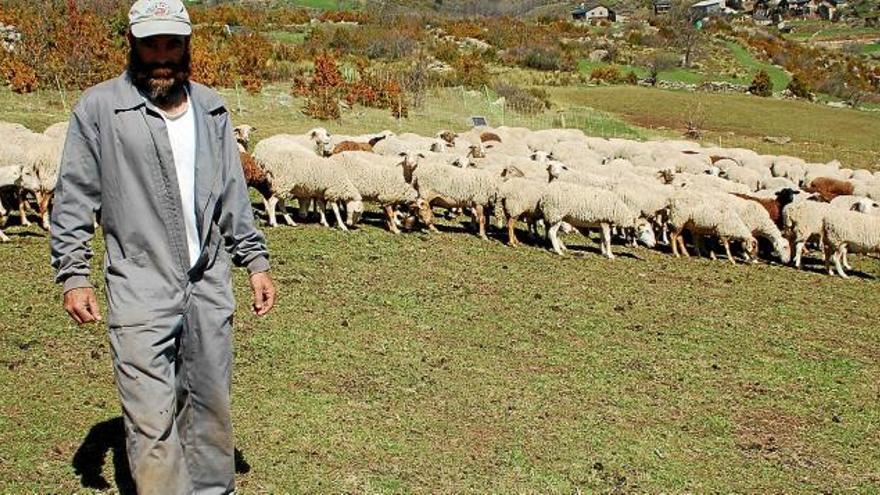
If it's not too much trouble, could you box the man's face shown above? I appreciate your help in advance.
[128,34,191,104]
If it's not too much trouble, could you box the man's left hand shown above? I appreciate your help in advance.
[249,272,276,316]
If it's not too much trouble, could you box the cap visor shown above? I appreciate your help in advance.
[131,20,192,38]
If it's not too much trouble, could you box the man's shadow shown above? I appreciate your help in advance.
[72,417,251,493]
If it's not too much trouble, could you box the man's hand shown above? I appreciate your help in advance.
[63,287,103,325]
[250,272,276,316]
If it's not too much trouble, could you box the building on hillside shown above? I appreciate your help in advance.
[691,0,726,17]
[778,0,813,16]
[571,2,617,22]
[653,0,672,15]
[816,0,843,19]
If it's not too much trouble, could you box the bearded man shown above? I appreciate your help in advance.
[49,1,276,493]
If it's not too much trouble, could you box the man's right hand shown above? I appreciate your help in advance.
[63,287,103,325]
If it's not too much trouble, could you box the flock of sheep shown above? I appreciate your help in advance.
[237,124,880,279]
[2,118,879,279]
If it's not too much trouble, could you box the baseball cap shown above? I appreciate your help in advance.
[129,0,192,39]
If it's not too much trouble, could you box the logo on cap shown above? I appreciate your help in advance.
[150,1,169,16]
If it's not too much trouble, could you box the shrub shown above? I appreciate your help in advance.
[448,54,491,88]
[590,65,622,84]
[624,71,639,85]
[0,56,38,93]
[786,73,812,100]
[748,70,773,97]
[492,82,550,115]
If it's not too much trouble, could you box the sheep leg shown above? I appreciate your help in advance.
[475,205,488,240]
[329,201,347,231]
[794,240,806,269]
[38,191,52,230]
[671,231,680,257]
[833,248,848,278]
[677,233,690,258]
[694,235,705,258]
[507,216,519,247]
[723,239,736,265]
[17,191,31,227]
[842,245,852,270]
[601,223,615,259]
[548,222,564,255]
[384,205,400,234]
[266,196,279,227]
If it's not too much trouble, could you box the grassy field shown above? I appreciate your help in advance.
[2,78,880,491]
[551,85,880,169]
[724,41,791,91]
[1,206,880,492]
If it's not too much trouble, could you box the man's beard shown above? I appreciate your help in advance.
[127,44,191,106]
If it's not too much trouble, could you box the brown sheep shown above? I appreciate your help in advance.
[731,188,801,228]
[804,177,854,202]
[480,131,502,143]
[240,151,272,201]
[332,141,373,155]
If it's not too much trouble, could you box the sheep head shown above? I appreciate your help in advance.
[546,161,568,182]
[345,199,364,226]
[450,156,475,168]
[634,219,657,249]
[397,151,424,184]
[309,128,333,157]
[233,124,256,151]
[467,144,486,159]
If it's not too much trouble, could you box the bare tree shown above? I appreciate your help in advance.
[664,0,703,68]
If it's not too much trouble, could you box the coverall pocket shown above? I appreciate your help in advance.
[105,251,153,328]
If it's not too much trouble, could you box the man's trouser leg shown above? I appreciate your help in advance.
[176,274,236,494]
[109,274,235,494]
[109,314,193,495]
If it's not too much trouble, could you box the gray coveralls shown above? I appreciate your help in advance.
[50,73,269,495]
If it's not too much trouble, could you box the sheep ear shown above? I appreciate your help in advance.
[417,152,426,158]
[398,151,407,157]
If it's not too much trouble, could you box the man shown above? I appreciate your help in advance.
[49,1,276,493]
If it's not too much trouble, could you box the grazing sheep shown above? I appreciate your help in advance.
[254,136,363,230]
[723,194,791,264]
[782,200,832,269]
[400,155,500,240]
[497,177,548,246]
[331,151,418,234]
[668,195,757,264]
[804,176,854,202]
[821,208,880,278]
[540,181,655,259]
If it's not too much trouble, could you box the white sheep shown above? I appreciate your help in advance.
[331,151,418,234]
[829,195,880,214]
[400,155,501,240]
[497,176,548,246]
[781,200,832,269]
[540,181,655,259]
[719,165,762,192]
[821,208,880,278]
[254,136,363,230]
[667,194,757,264]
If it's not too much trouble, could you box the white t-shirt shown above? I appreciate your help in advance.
[160,97,200,269]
